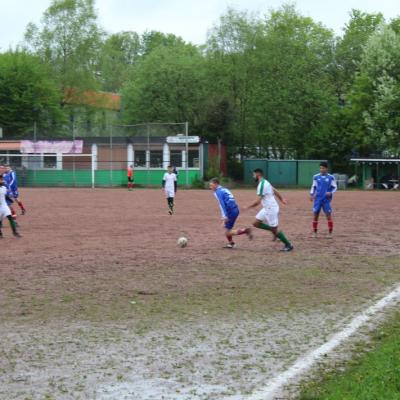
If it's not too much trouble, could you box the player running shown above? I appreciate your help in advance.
[209,177,252,248]
[0,174,21,238]
[162,165,177,215]
[310,161,337,238]
[127,164,134,191]
[3,165,26,216]
[245,168,293,252]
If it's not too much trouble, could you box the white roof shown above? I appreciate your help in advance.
[351,158,400,163]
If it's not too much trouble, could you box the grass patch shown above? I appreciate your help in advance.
[299,311,400,400]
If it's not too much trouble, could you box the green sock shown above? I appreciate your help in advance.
[257,223,273,232]
[7,217,17,233]
[277,231,291,246]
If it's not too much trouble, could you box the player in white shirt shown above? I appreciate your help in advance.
[245,168,293,251]
[0,174,21,238]
[162,165,177,215]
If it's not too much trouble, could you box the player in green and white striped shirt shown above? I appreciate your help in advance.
[244,168,293,252]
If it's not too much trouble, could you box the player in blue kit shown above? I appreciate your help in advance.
[0,174,21,238]
[2,165,26,217]
[209,177,252,248]
[309,162,337,238]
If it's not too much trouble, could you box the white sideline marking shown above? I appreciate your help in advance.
[246,284,400,400]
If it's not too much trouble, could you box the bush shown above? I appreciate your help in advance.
[191,176,206,189]
[227,159,243,181]
[204,155,221,181]
[220,176,236,188]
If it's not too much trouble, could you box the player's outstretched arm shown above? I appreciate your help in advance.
[273,187,287,205]
[244,196,261,211]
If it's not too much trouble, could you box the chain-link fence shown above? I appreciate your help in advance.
[0,122,203,187]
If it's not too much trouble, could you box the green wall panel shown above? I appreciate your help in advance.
[24,169,200,187]
[267,161,297,186]
[297,161,326,187]
[243,160,268,185]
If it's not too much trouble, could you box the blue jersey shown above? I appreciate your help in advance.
[4,170,18,197]
[310,173,337,200]
[214,186,239,219]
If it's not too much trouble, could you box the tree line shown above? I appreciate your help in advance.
[0,0,399,171]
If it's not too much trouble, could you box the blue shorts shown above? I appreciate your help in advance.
[313,198,332,214]
[225,209,239,230]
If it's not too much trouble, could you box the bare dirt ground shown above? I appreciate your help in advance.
[0,188,399,399]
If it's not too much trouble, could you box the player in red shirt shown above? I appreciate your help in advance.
[127,165,134,191]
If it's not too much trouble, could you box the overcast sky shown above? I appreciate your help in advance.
[0,0,399,50]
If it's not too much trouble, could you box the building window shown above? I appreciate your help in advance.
[0,150,22,168]
[170,150,182,167]
[9,150,22,167]
[134,150,146,167]
[26,155,41,169]
[188,149,199,168]
[43,154,57,169]
[150,151,163,168]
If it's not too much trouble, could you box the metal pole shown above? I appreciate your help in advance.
[33,121,37,185]
[72,119,76,187]
[147,123,150,187]
[91,151,95,189]
[110,125,113,186]
[185,121,189,187]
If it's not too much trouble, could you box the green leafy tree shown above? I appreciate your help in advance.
[335,10,384,97]
[206,8,263,153]
[251,4,336,159]
[24,0,104,91]
[122,42,207,131]
[140,31,186,55]
[0,51,63,137]
[98,31,141,92]
[348,25,400,155]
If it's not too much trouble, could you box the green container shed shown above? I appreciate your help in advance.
[267,160,297,186]
[297,160,327,187]
[243,159,268,185]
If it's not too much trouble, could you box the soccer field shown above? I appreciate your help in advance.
[1,188,399,399]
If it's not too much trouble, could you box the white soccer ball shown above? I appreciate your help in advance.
[177,237,188,248]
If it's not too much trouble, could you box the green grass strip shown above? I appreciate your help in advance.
[299,311,400,400]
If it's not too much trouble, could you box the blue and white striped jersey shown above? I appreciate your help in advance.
[214,186,239,218]
[310,174,337,199]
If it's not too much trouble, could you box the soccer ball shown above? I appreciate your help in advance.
[177,237,188,248]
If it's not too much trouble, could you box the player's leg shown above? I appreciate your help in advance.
[9,205,17,221]
[0,218,3,238]
[223,214,238,248]
[226,211,252,245]
[6,214,20,237]
[164,189,172,214]
[230,210,253,240]
[253,209,293,251]
[170,192,175,213]
[231,226,253,240]
[322,201,333,237]
[267,209,293,251]
[312,200,322,237]
[253,209,277,240]
[13,191,26,214]
[166,190,175,214]
[167,197,173,214]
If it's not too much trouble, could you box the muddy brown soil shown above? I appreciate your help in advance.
[0,188,399,399]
